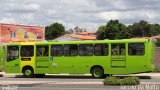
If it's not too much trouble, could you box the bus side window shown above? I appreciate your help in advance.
[21,46,34,57]
[111,44,125,56]
[111,44,119,55]
[94,44,108,56]
[79,44,93,56]
[119,44,125,55]
[128,43,144,55]
[36,46,49,57]
[7,46,19,62]
[64,44,78,56]
[51,45,63,56]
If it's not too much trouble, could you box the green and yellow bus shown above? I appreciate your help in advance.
[4,39,155,78]
[0,44,4,72]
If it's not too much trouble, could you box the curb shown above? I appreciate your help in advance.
[0,81,160,85]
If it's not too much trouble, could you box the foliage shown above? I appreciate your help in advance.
[96,25,106,40]
[97,20,127,40]
[150,24,160,36]
[153,67,160,72]
[45,23,65,40]
[155,39,160,47]
[132,20,151,37]
[121,77,140,85]
[103,76,140,85]
[126,25,133,38]
[96,19,160,40]
[103,76,121,85]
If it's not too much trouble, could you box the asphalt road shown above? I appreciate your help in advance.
[0,75,160,90]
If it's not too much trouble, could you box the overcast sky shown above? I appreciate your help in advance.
[0,0,160,32]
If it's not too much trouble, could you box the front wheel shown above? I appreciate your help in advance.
[23,68,34,78]
[91,67,104,78]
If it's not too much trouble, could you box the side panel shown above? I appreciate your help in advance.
[107,42,152,74]
[0,44,4,71]
[126,43,147,73]
[146,40,155,71]
[33,40,154,75]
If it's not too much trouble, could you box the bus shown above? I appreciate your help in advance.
[0,44,4,72]
[4,39,155,78]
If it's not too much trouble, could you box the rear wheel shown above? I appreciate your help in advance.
[23,68,34,78]
[91,67,104,78]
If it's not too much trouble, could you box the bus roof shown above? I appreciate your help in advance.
[5,39,151,45]
[35,39,151,45]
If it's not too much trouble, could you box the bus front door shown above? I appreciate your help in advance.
[5,46,20,73]
[111,43,126,68]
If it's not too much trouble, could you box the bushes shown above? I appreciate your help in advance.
[103,76,140,85]
[121,77,140,85]
[153,68,160,72]
[103,77,121,85]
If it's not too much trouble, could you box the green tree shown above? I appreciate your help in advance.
[132,20,151,37]
[97,19,160,40]
[96,20,128,40]
[105,20,120,39]
[117,23,127,39]
[96,25,106,40]
[150,24,160,36]
[45,23,65,40]
[155,38,160,47]
[126,25,133,38]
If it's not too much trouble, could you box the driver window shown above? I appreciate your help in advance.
[7,46,19,62]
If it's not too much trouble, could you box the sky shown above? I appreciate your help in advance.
[0,0,160,32]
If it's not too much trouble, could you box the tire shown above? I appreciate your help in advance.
[23,68,34,78]
[91,67,104,78]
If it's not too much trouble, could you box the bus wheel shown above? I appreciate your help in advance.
[91,67,104,78]
[23,68,34,78]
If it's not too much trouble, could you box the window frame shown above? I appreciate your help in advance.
[36,45,49,57]
[111,43,126,56]
[79,44,94,56]
[51,45,63,56]
[128,43,145,56]
[7,46,19,62]
[64,44,78,56]
[94,44,109,56]
[21,45,34,57]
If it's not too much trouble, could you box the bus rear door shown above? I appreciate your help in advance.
[35,45,50,74]
[111,43,126,68]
